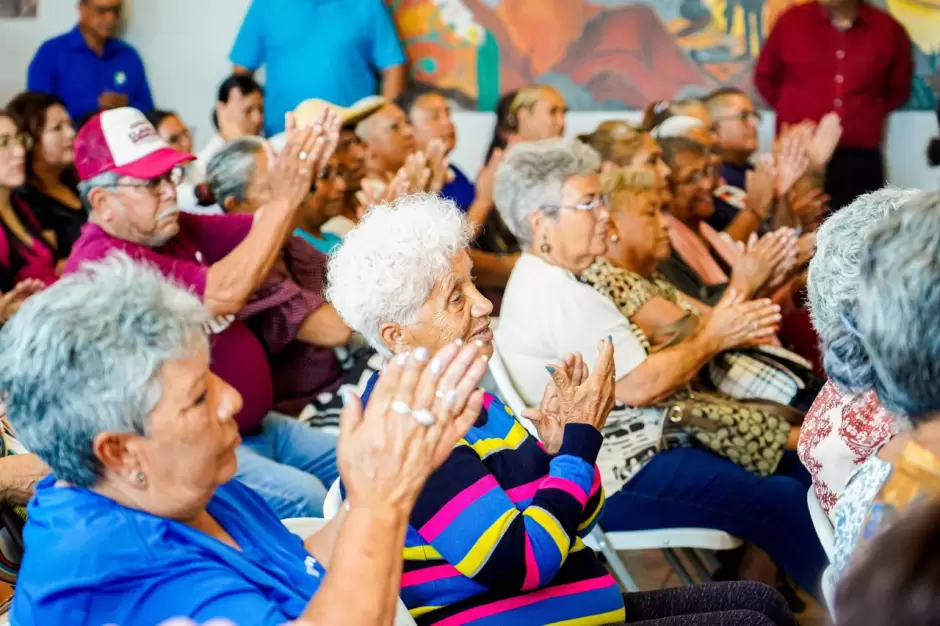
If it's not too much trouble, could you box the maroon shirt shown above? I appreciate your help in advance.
[240,236,344,416]
[64,213,275,435]
[754,1,913,149]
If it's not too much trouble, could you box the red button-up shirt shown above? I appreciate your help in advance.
[754,1,913,149]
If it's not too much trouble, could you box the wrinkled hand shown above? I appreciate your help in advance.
[795,232,817,267]
[522,352,588,454]
[790,185,829,227]
[745,155,777,219]
[338,342,488,516]
[808,113,843,171]
[271,108,341,212]
[355,168,413,214]
[703,289,781,351]
[97,91,128,110]
[0,279,44,323]
[730,229,796,297]
[540,338,616,432]
[425,139,452,193]
[775,126,811,197]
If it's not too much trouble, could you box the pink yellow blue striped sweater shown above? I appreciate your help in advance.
[360,378,625,625]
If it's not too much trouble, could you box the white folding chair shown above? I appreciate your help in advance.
[284,508,418,626]
[323,477,343,520]
[807,488,836,614]
[488,340,745,591]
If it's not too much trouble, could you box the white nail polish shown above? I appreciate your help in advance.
[414,347,429,362]
[395,352,409,365]
[430,357,443,374]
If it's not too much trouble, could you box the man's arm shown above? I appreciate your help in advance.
[381,64,407,100]
[885,24,914,111]
[131,52,156,113]
[753,14,787,108]
[26,42,58,96]
[0,454,48,507]
[229,0,265,75]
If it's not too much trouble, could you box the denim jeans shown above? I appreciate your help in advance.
[601,448,827,597]
[235,412,339,519]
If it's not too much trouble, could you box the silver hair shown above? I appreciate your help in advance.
[204,136,267,205]
[0,253,211,486]
[852,192,940,419]
[807,186,924,390]
[77,171,120,212]
[326,193,472,356]
[493,137,601,245]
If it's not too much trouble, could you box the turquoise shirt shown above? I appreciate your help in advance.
[294,229,343,255]
[229,0,406,136]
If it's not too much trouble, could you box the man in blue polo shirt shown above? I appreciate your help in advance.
[27,0,154,123]
[229,0,407,137]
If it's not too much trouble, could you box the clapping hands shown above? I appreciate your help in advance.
[272,108,341,212]
[522,339,617,454]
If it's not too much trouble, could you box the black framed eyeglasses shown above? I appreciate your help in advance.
[714,110,762,124]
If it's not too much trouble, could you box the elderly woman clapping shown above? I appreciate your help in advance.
[0,254,488,626]
[327,194,798,626]
[494,138,826,597]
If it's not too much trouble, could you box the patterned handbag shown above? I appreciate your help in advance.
[659,388,800,476]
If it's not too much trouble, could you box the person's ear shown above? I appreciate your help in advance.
[222,196,239,214]
[378,322,406,355]
[87,187,114,222]
[600,161,616,174]
[91,431,141,481]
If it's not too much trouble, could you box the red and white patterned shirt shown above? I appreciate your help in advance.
[798,380,903,518]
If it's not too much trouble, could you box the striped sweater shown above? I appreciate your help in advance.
[361,376,625,625]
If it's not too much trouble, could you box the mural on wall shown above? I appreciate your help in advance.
[386,0,939,111]
[0,0,37,18]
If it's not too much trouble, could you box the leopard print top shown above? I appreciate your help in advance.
[579,258,699,352]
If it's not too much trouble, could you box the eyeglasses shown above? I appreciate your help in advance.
[0,133,34,151]
[714,110,762,124]
[91,3,122,17]
[310,164,348,192]
[107,167,184,194]
[541,194,609,214]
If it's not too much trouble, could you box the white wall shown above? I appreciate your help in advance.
[2,0,937,189]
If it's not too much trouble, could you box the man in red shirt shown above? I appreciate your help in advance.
[65,106,343,519]
[755,0,913,212]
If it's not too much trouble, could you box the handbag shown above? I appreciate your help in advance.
[659,388,801,476]
[706,344,824,411]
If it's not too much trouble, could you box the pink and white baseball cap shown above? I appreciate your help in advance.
[75,107,195,181]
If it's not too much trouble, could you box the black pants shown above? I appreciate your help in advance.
[824,146,885,213]
[615,581,797,625]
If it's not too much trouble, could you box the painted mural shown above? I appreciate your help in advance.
[385,0,939,111]
[0,0,38,18]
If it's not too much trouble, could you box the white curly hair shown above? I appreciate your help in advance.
[326,193,473,356]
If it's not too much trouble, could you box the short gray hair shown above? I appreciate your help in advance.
[852,192,940,419]
[326,193,472,356]
[0,254,211,486]
[77,171,120,212]
[204,136,267,205]
[493,137,601,245]
[807,186,923,389]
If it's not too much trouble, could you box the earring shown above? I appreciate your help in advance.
[134,471,147,486]
[609,233,620,243]
[539,237,551,255]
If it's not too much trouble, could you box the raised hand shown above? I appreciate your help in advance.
[522,352,588,454]
[775,125,811,197]
[270,107,341,212]
[0,279,44,323]
[744,154,777,220]
[730,228,796,297]
[424,139,452,194]
[474,148,504,207]
[540,338,617,433]
[702,289,781,351]
[789,185,829,227]
[808,113,843,171]
[337,342,488,516]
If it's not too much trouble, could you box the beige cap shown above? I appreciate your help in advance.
[294,95,386,128]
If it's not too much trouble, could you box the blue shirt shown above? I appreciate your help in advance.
[294,228,343,255]
[708,161,751,233]
[441,165,476,213]
[27,26,155,123]
[12,476,325,625]
[230,0,406,136]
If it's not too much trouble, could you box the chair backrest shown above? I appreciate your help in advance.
[487,342,538,437]
[323,478,343,520]
[807,487,835,561]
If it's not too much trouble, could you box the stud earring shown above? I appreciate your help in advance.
[609,233,620,243]
[539,238,551,254]
[134,471,147,486]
